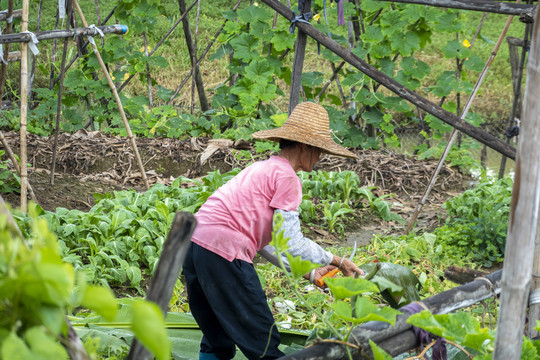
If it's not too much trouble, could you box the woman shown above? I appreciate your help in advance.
[183,102,364,360]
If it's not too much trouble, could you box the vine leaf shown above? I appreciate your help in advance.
[325,277,379,300]
[285,254,320,279]
[370,339,394,360]
[131,300,171,360]
[407,311,493,352]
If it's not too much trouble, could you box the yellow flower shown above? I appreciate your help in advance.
[313,13,320,21]
[140,45,151,53]
[123,73,130,81]
[111,74,115,81]
[463,39,471,48]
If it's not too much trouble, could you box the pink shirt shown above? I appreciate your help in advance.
[191,156,302,263]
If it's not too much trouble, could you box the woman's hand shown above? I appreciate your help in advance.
[331,255,364,278]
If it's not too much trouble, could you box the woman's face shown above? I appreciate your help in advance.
[299,145,322,172]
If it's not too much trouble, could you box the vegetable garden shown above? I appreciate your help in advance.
[1,0,539,359]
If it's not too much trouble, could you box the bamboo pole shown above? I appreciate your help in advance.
[405,12,491,234]
[117,0,199,94]
[0,8,21,22]
[50,0,72,186]
[499,23,531,179]
[377,0,535,18]
[0,131,37,202]
[0,0,14,107]
[72,0,149,190]
[288,0,311,114]
[19,0,29,211]
[0,25,128,44]
[493,6,540,357]
[28,0,43,106]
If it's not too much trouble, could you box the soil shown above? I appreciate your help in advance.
[1,130,470,237]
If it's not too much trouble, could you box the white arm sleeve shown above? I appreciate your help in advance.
[258,209,333,270]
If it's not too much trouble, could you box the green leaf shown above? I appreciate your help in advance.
[389,31,420,56]
[82,286,118,321]
[442,40,471,60]
[285,253,320,279]
[407,311,493,351]
[1,332,32,360]
[367,262,421,307]
[230,33,260,62]
[131,300,171,360]
[271,30,295,52]
[355,297,400,325]
[25,327,69,360]
[464,54,484,72]
[325,277,379,300]
[370,339,393,360]
[435,12,464,33]
[237,5,269,23]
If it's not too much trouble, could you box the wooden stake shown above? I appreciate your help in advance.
[177,0,209,113]
[126,212,196,360]
[49,7,60,90]
[191,0,201,114]
[166,0,243,105]
[377,0,535,18]
[499,23,531,179]
[72,0,149,190]
[50,0,72,186]
[493,6,540,357]
[142,33,153,109]
[288,0,311,114]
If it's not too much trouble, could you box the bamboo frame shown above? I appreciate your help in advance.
[72,0,149,190]
[0,25,128,44]
[261,0,517,159]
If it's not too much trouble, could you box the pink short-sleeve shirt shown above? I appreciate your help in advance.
[191,156,302,263]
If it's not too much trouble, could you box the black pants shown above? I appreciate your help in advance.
[183,242,284,360]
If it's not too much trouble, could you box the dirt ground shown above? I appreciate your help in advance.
[1,130,469,236]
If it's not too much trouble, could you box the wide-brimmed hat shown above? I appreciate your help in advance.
[252,102,357,159]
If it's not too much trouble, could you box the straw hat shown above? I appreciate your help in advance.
[252,102,357,159]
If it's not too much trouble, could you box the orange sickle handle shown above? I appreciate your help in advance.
[315,267,340,287]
